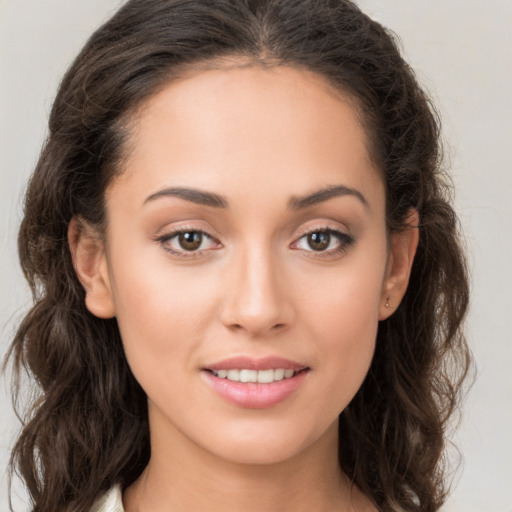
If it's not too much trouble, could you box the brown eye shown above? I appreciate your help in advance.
[178,231,203,251]
[158,229,220,258]
[307,231,331,251]
[291,228,355,257]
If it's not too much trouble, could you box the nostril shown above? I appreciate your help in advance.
[230,323,243,330]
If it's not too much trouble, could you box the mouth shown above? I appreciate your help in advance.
[201,356,310,409]
[206,368,308,383]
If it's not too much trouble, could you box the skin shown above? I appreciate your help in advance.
[70,63,418,511]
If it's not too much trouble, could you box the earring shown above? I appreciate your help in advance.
[385,297,392,310]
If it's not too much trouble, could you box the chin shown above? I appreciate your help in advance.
[211,441,305,466]
[203,419,338,467]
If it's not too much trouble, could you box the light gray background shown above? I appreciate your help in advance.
[1,1,511,510]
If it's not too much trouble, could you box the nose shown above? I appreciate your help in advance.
[219,246,294,337]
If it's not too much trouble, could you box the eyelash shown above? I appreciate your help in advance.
[291,228,355,258]
[155,226,221,260]
[155,226,355,260]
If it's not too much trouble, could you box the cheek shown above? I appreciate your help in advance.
[107,245,220,376]
[310,289,378,385]
[297,248,386,396]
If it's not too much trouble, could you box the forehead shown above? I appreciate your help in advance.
[112,64,384,213]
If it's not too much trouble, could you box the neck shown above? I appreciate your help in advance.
[123,409,373,512]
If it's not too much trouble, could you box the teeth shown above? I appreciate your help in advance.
[211,368,300,383]
[227,369,239,381]
[257,369,274,384]
[274,368,285,381]
[240,369,257,383]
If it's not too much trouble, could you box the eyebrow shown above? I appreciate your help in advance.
[144,184,368,210]
[144,187,228,208]
[289,185,369,210]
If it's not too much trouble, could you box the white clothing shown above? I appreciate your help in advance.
[90,485,124,512]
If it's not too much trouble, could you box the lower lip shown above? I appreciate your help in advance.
[202,370,309,409]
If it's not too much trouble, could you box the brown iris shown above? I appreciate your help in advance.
[307,232,330,251]
[178,231,203,251]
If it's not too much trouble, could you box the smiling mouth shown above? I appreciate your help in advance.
[202,360,310,408]
[207,368,308,384]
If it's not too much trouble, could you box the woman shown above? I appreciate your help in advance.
[5,0,471,511]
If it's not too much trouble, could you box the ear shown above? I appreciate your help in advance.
[379,209,420,320]
[68,217,116,319]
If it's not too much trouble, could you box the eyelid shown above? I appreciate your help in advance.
[153,224,222,259]
[152,221,355,260]
[290,225,355,258]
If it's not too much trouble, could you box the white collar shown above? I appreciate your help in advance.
[90,484,124,512]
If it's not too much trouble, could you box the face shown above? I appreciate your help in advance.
[82,64,400,466]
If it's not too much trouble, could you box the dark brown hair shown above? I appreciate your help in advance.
[5,1,471,511]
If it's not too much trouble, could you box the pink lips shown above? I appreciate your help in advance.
[206,356,308,372]
[202,356,310,409]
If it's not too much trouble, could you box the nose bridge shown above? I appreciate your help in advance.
[221,240,291,336]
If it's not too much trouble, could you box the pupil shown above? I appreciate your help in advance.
[179,232,202,251]
[308,232,330,251]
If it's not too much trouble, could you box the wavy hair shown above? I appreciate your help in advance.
[5,1,471,510]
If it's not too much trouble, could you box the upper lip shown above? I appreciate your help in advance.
[204,356,309,372]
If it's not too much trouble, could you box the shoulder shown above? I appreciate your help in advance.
[90,484,124,512]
